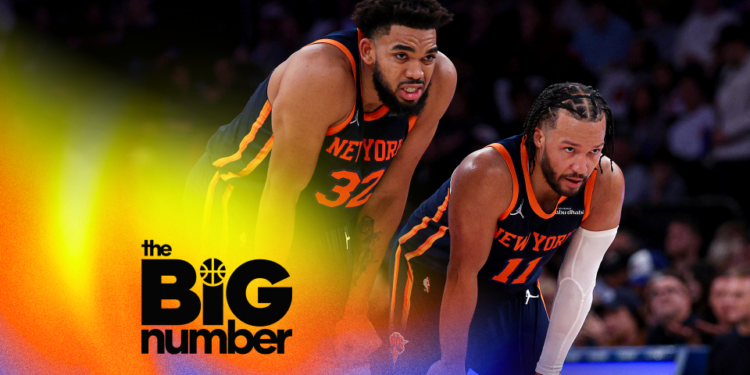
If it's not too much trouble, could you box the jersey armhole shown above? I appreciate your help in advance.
[310,38,358,136]
[582,168,599,222]
[408,116,417,133]
[487,143,519,221]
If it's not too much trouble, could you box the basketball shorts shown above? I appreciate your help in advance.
[388,242,550,375]
[184,152,367,372]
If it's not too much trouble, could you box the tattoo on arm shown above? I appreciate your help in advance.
[352,215,380,286]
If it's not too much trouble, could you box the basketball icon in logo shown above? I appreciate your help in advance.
[200,258,226,286]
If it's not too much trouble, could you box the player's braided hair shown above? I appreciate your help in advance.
[523,82,615,173]
[352,0,453,39]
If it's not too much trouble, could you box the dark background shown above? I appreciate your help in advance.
[2,0,750,350]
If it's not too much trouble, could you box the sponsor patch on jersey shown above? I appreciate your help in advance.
[555,207,584,215]
[423,277,430,293]
[390,332,409,364]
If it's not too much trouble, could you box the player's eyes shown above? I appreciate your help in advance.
[395,53,407,60]
[423,55,436,63]
[565,147,574,153]
[591,149,601,154]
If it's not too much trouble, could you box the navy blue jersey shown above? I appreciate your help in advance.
[203,29,415,233]
[393,134,597,302]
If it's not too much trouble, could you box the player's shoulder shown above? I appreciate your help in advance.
[294,43,354,81]
[453,147,514,195]
[426,53,457,105]
[449,146,515,217]
[268,42,356,116]
[592,156,625,197]
[433,53,457,87]
[274,42,355,93]
[582,156,624,230]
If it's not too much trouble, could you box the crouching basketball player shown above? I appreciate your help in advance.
[388,83,624,375]
[183,1,456,373]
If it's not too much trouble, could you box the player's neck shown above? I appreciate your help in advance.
[528,163,562,214]
[359,62,385,113]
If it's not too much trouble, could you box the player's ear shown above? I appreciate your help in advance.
[360,37,376,65]
[533,127,544,148]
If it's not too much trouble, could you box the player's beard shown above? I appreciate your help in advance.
[372,60,430,118]
[540,147,587,197]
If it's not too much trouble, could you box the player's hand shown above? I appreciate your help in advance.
[333,314,382,365]
[426,359,465,375]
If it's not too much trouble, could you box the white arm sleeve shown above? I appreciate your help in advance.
[535,226,618,375]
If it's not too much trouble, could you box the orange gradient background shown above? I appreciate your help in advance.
[0,32,353,375]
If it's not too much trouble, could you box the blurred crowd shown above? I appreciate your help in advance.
[3,0,750,359]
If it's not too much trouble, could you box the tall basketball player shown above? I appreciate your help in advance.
[389,83,624,375]
[184,0,455,373]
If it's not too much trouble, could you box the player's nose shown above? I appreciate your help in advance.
[571,154,588,175]
[404,61,424,81]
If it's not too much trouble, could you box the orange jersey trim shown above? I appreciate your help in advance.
[582,167,598,222]
[520,140,566,219]
[212,101,272,168]
[408,116,417,133]
[488,143,519,221]
[389,245,403,328]
[397,190,450,244]
[326,106,356,136]
[201,171,221,239]
[221,183,235,251]
[404,226,449,261]
[393,190,449,330]
[220,135,274,181]
[311,37,359,137]
[401,225,448,329]
[311,39,356,80]
[402,261,414,329]
[364,105,389,121]
[538,279,549,318]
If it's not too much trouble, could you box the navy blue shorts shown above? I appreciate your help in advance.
[388,243,550,375]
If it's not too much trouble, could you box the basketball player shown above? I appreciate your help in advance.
[388,83,624,375]
[183,0,455,372]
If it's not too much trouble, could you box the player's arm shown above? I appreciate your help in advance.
[333,54,456,361]
[254,44,356,264]
[343,53,456,315]
[535,158,624,375]
[428,148,513,375]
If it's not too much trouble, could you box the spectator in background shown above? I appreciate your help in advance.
[0,0,16,36]
[574,290,645,347]
[707,268,750,375]
[250,3,300,76]
[613,137,650,206]
[698,273,735,336]
[570,0,632,74]
[598,291,647,346]
[667,70,715,163]
[707,220,748,272]
[664,216,715,305]
[573,312,607,347]
[651,61,684,119]
[551,0,588,34]
[636,6,678,64]
[666,68,716,195]
[646,272,704,345]
[628,84,667,159]
[712,25,750,215]
[647,149,687,204]
[673,0,738,69]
